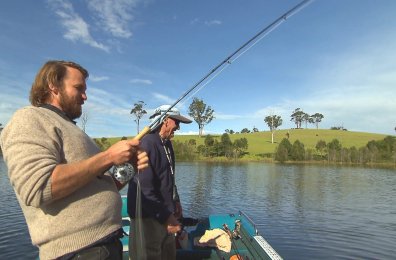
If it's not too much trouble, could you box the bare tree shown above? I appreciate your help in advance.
[0,123,2,154]
[290,108,304,129]
[311,113,324,129]
[264,115,282,144]
[130,101,147,134]
[188,98,214,136]
[80,111,89,133]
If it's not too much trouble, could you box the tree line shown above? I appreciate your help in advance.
[172,133,248,161]
[92,133,249,161]
[92,133,396,165]
[274,135,396,165]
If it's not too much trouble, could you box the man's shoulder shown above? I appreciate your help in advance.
[8,106,53,123]
[141,133,161,149]
[142,132,159,142]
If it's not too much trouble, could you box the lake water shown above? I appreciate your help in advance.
[1,157,395,259]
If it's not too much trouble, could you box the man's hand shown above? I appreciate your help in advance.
[135,150,149,171]
[166,214,181,234]
[106,139,142,165]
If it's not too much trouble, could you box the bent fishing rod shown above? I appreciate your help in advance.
[112,0,313,181]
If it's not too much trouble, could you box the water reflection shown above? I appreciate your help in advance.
[176,162,396,260]
[1,157,395,259]
[0,157,38,259]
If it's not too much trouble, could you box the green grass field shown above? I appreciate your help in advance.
[175,129,390,156]
[106,129,392,157]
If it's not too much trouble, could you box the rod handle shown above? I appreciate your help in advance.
[133,126,151,140]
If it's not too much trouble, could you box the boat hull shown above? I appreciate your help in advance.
[121,196,282,260]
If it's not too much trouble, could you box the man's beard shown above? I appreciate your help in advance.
[59,90,82,120]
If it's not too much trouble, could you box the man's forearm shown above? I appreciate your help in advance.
[51,151,113,200]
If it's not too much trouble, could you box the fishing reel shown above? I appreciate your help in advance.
[112,163,136,183]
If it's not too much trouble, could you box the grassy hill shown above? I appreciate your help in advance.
[106,129,392,157]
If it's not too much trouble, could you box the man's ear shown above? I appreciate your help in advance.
[48,83,59,95]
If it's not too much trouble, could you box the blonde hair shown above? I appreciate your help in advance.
[29,60,89,106]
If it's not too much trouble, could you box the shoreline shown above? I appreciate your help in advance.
[178,157,396,170]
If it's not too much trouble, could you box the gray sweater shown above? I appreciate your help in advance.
[0,106,122,259]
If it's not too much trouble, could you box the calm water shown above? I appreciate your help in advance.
[1,157,395,259]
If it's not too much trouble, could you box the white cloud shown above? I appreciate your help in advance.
[129,78,152,85]
[205,20,222,26]
[86,0,140,39]
[86,87,131,115]
[48,0,110,52]
[213,112,243,120]
[191,18,222,26]
[190,18,199,25]
[89,75,109,82]
[152,92,175,104]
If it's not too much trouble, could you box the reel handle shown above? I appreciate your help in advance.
[112,126,151,182]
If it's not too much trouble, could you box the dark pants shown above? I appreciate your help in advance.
[129,218,176,260]
[68,238,123,260]
[58,229,124,260]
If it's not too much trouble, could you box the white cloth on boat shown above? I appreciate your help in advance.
[195,228,231,253]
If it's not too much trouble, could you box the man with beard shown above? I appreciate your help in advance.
[0,60,149,260]
[127,105,192,260]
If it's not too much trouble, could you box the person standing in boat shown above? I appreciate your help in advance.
[127,105,192,260]
[0,60,148,260]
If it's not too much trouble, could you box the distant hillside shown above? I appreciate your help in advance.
[173,129,391,156]
[101,129,392,158]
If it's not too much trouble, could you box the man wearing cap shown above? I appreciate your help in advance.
[127,105,192,260]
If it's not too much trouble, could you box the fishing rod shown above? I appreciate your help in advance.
[112,0,313,181]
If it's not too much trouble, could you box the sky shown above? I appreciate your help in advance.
[0,0,395,137]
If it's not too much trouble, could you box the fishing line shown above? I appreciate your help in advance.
[113,0,313,196]
[176,0,313,110]
[178,64,229,107]
[114,1,313,257]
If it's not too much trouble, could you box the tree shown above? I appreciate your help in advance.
[225,129,235,134]
[264,115,282,144]
[233,138,248,158]
[130,101,147,134]
[252,126,259,132]
[290,108,305,129]
[204,135,215,146]
[0,123,2,155]
[311,113,324,129]
[188,97,214,136]
[220,133,233,157]
[315,140,327,158]
[302,113,312,128]
[80,111,89,133]
[241,128,250,133]
[327,138,342,162]
[199,135,216,157]
[291,140,305,161]
[275,138,292,163]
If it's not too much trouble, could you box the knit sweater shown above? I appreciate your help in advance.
[0,106,122,260]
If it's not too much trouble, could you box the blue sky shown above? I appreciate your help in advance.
[1,0,395,137]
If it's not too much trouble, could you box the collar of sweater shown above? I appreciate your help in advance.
[39,104,77,124]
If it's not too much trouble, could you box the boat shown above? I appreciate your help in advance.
[120,195,282,260]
